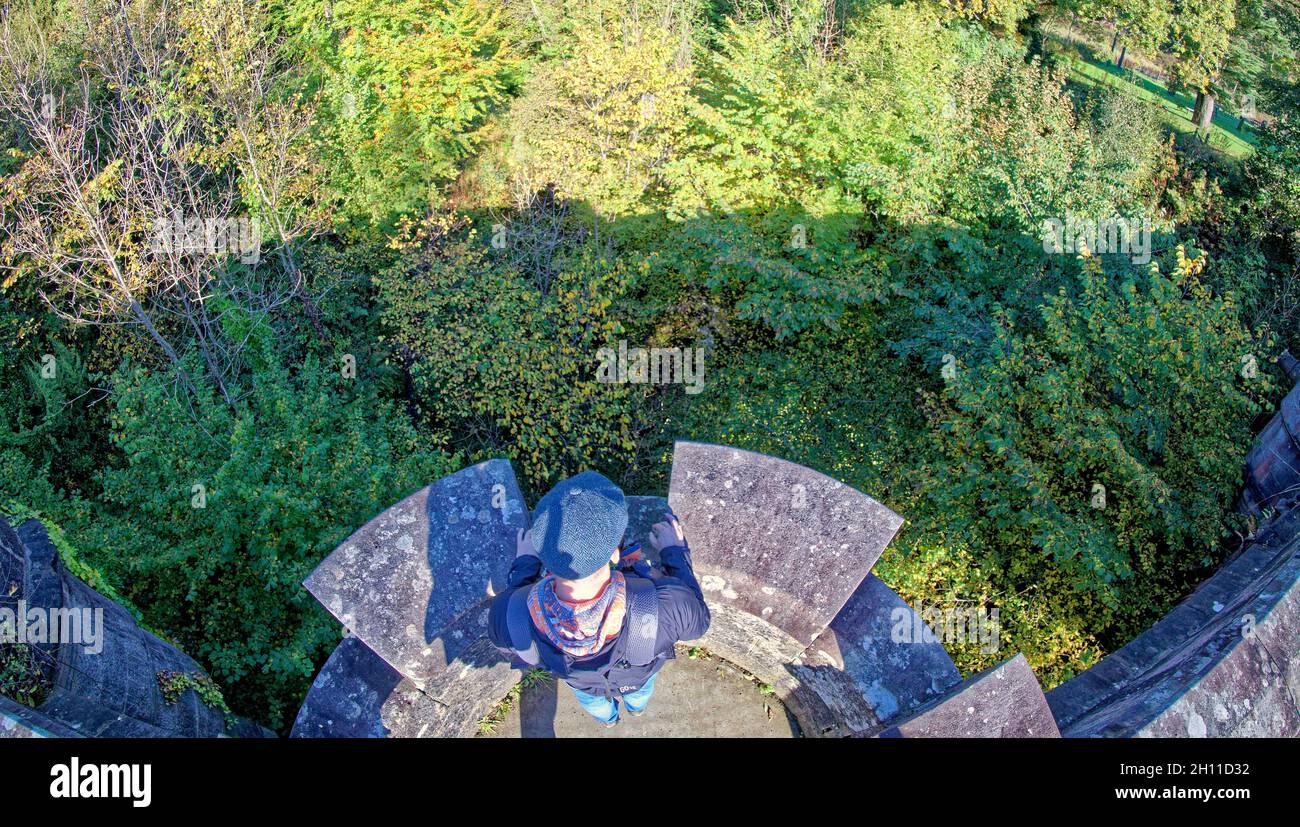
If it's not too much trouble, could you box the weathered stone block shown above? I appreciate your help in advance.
[291,634,519,738]
[876,654,1061,738]
[697,600,807,685]
[668,441,903,646]
[38,692,175,738]
[291,635,409,738]
[3,518,271,738]
[1047,500,1300,737]
[40,568,256,737]
[794,574,961,733]
[16,519,64,675]
[1241,384,1300,515]
[1052,544,1300,738]
[0,695,80,738]
[303,459,528,684]
[1141,626,1297,738]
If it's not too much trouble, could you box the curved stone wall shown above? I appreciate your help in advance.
[293,441,1057,738]
[0,518,271,738]
[1046,508,1300,736]
[295,408,1300,738]
[1045,368,1300,737]
[294,459,527,737]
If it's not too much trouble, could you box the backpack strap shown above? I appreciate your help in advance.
[622,576,660,666]
[505,587,540,667]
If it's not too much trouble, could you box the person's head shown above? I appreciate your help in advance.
[531,470,627,586]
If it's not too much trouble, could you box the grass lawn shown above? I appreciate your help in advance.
[1045,34,1258,160]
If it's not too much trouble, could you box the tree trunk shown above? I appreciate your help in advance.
[1117,45,1127,70]
[274,245,325,336]
[176,294,236,407]
[1192,90,1216,130]
[129,300,199,398]
[1200,92,1216,129]
[1111,30,1120,52]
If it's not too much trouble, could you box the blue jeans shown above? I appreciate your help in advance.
[568,672,659,724]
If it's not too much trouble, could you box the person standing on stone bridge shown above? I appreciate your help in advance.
[488,471,711,727]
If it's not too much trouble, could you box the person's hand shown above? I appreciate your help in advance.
[648,514,685,552]
[516,528,538,559]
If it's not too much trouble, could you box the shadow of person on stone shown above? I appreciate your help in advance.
[293,636,401,738]
[516,673,559,737]
[419,460,529,669]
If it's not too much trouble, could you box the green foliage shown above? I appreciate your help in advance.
[274,0,519,229]
[929,0,1034,32]
[1084,0,1172,56]
[56,344,457,730]
[836,3,972,223]
[0,643,48,708]
[1218,109,1300,352]
[664,213,892,340]
[917,247,1271,635]
[376,213,636,492]
[2,505,143,625]
[1220,0,1295,116]
[157,668,242,733]
[1084,84,1168,205]
[507,0,692,216]
[877,528,1116,683]
[0,341,111,497]
[1167,0,1238,93]
[955,53,1115,229]
[156,669,231,713]
[1243,111,1300,259]
[668,15,848,215]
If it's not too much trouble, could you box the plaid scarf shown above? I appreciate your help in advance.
[528,570,627,657]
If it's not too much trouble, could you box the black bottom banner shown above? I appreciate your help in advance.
[0,736,1290,816]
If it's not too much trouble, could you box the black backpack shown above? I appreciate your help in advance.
[503,574,660,669]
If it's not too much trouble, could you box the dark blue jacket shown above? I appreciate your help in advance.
[487,544,711,698]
